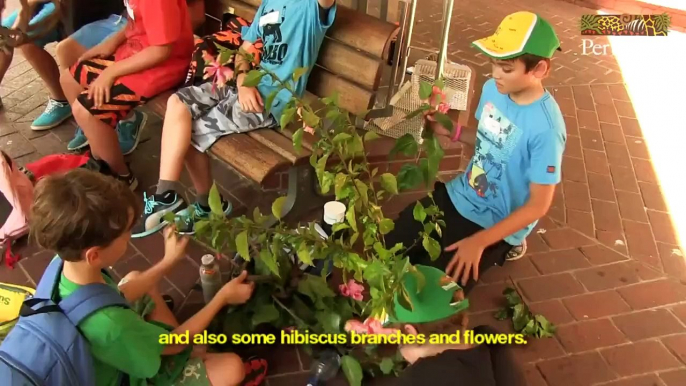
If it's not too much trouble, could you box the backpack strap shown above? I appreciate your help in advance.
[59,283,129,326]
[34,257,63,300]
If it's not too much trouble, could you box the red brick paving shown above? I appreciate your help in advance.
[1,0,685,384]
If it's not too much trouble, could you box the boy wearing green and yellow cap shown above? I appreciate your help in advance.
[386,12,566,293]
[388,265,525,385]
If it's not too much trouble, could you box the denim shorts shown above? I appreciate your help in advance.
[70,14,128,49]
[1,2,62,48]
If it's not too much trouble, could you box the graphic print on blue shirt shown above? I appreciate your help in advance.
[447,79,566,246]
[467,101,524,199]
[241,0,336,122]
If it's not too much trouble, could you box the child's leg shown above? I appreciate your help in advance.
[19,43,64,100]
[65,57,146,186]
[55,36,88,69]
[204,353,246,386]
[118,270,179,328]
[159,94,195,184]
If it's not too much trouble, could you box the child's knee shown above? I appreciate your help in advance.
[206,353,245,385]
[72,100,91,121]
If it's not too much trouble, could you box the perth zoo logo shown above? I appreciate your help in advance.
[580,13,671,36]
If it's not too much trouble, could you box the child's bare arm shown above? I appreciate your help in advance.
[163,272,254,355]
[106,44,173,79]
[117,228,189,302]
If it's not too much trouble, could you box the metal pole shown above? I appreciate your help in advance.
[436,0,455,80]
[384,0,409,105]
[398,0,417,88]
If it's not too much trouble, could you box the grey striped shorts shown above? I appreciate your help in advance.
[175,83,276,153]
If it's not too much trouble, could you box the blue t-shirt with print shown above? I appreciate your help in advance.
[446,78,566,246]
[241,0,336,123]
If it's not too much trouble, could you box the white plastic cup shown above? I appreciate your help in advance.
[323,201,346,225]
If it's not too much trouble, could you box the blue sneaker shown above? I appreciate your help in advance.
[31,99,73,131]
[67,127,89,151]
[118,110,148,155]
[132,191,188,238]
[178,201,233,235]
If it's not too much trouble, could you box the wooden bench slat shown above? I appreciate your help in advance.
[222,0,384,91]
[307,67,374,116]
[210,134,290,184]
[248,128,311,165]
[231,0,398,61]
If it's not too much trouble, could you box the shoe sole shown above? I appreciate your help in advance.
[30,112,74,131]
[178,203,233,236]
[122,111,148,156]
[131,201,187,239]
[67,139,89,151]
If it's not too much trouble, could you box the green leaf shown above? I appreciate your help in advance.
[271,196,287,220]
[333,132,352,143]
[405,104,431,120]
[409,266,426,294]
[419,81,433,100]
[252,303,280,327]
[512,303,530,332]
[280,106,297,129]
[241,70,264,87]
[297,274,336,303]
[258,248,280,277]
[296,244,313,266]
[494,308,510,321]
[380,357,394,375]
[523,319,537,336]
[322,92,340,106]
[432,112,454,134]
[341,355,364,386]
[503,287,522,307]
[315,310,342,334]
[413,201,427,223]
[218,49,232,65]
[208,184,224,215]
[434,77,445,89]
[379,218,395,235]
[320,171,334,194]
[389,134,419,159]
[380,173,399,195]
[292,66,308,82]
[346,204,358,232]
[422,236,441,261]
[235,231,250,260]
[292,128,304,153]
[363,260,386,288]
[332,223,350,233]
[364,131,380,142]
[397,164,423,191]
[265,90,278,113]
[535,315,557,338]
[302,108,320,128]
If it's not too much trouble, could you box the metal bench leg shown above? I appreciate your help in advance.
[264,164,324,228]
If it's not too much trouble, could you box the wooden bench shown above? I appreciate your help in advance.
[148,0,400,223]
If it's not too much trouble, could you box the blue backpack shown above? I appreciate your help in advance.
[0,258,129,385]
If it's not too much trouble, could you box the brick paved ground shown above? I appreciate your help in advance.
[2,0,685,385]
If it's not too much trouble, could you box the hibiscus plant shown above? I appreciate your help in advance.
[184,45,457,385]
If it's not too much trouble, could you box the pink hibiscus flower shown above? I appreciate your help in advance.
[339,280,364,301]
[344,317,397,335]
[203,51,234,91]
[297,107,316,135]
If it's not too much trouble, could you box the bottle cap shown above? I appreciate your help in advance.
[323,201,346,225]
[201,254,215,266]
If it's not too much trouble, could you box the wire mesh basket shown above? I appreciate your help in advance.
[365,58,473,140]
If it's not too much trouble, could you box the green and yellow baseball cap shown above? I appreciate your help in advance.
[388,265,470,324]
[472,11,561,59]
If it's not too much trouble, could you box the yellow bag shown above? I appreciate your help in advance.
[0,282,35,342]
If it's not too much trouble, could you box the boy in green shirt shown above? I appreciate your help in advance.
[30,169,262,386]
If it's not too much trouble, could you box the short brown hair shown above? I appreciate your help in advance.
[515,53,550,73]
[30,169,142,262]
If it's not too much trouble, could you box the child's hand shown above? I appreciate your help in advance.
[216,271,255,305]
[237,81,264,113]
[88,69,116,107]
[162,226,189,265]
[78,41,117,62]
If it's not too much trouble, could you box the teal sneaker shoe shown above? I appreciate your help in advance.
[31,99,73,131]
[118,110,148,155]
[67,127,89,151]
[178,201,233,235]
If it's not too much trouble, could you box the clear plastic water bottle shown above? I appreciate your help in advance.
[199,254,222,304]
[307,349,341,386]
